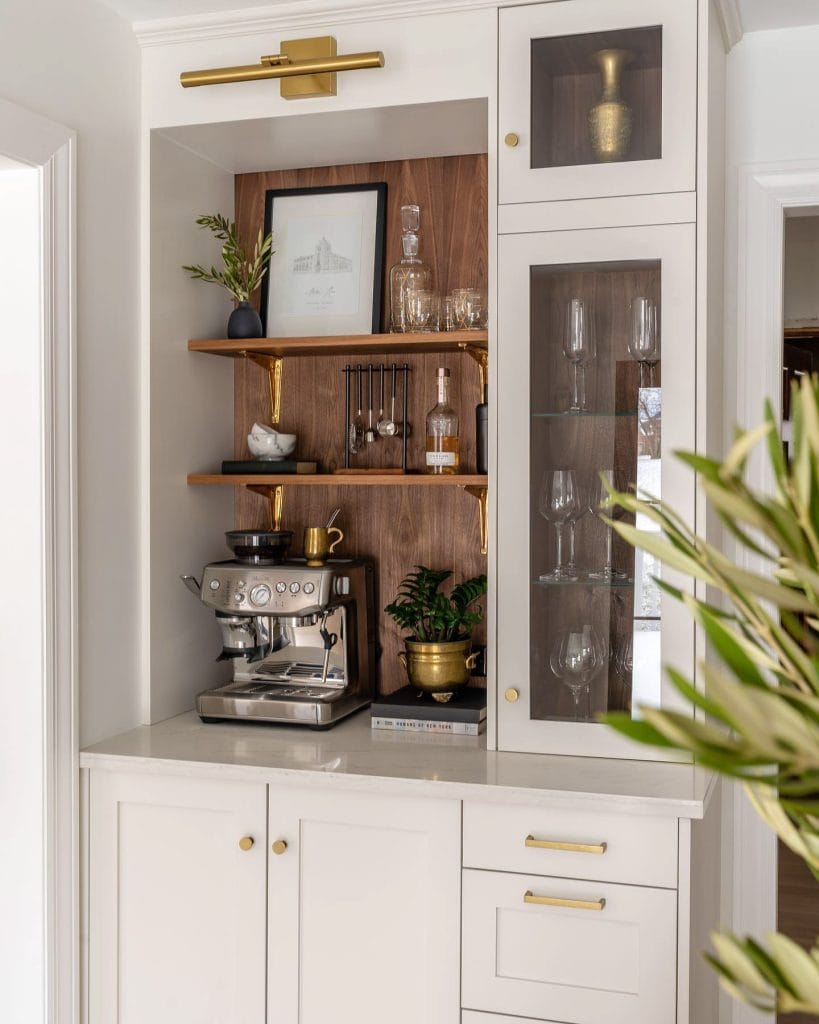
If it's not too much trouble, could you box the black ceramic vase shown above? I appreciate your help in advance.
[227,300,263,339]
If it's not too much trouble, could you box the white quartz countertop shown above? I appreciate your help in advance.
[81,711,714,818]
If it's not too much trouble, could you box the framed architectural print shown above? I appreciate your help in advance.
[260,182,387,336]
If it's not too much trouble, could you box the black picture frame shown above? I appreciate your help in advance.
[260,182,387,337]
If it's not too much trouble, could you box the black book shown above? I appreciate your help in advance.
[371,685,487,724]
[221,459,318,474]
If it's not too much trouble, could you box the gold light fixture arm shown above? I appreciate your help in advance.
[180,37,385,99]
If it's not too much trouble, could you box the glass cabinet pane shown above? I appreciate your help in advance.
[531,27,662,170]
[529,260,662,723]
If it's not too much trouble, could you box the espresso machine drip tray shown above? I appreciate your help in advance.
[196,672,368,728]
[255,662,346,686]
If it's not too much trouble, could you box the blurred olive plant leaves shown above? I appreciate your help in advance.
[603,376,819,1015]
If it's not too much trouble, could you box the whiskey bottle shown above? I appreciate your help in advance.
[425,367,460,475]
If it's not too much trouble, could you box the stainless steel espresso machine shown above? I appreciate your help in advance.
[182,531,376,728]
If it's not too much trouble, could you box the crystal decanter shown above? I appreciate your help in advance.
[389,204,433,333]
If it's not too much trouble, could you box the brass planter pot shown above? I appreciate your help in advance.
[398,638,479,701]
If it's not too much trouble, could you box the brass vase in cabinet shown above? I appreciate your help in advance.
[398,638,479,702]
[588,48,634,163]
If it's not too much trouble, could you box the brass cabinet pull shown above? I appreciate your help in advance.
[238,836,254,851]
[524,890,606,912]
[504,132,520,147]
[272,839,288,855]
[525,834,607,855]
[504,687,520,703]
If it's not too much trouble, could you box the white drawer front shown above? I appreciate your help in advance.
[463,801,677,888]
[462,869,677,1024]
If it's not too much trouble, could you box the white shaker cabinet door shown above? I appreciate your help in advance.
[462,868,677,1024]
[88,770,267,1024]
[268,786,461,1024]
[498,0,697,205]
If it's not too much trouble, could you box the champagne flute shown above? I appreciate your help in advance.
[563,298,596,413]
[538,469,581,582]
[588,469,627,580]
[628,297,658,388]
[549,624,606,720]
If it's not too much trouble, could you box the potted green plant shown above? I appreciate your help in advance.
[386,566,487,701]
[183,213,273,339]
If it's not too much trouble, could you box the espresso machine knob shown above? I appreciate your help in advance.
[250,584,271,607]
[276,581,287,594]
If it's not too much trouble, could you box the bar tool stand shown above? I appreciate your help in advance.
[339,362,410,473]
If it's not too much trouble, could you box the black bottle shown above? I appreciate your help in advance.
[476,403,488,474]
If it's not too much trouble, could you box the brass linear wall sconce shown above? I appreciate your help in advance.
[180,36,385,100]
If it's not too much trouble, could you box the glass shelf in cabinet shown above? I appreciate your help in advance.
[531,576,634,588]
[532,410,639,419]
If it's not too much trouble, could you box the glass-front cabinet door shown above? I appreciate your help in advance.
[498,0,697,205]
[496,224,695,757]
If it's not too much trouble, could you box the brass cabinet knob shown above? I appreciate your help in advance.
[505,687,520,703]
[239,836,254,851]
[504,132,520,147]
[272,839,288,855]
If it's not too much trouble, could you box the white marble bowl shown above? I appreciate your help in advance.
[247,431,297,461]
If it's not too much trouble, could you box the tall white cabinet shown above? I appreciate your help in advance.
[84,1,729,1023]
[493,0,724,757]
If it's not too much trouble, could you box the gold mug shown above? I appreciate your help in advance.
[303,526,344,566]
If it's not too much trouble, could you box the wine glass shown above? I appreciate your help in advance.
[564,477,587,580]
[550,624,606,720]
[563,298,596,413]
[538,469,581,582]
[628,297,658,388]
[588,469,627,580]
[614,631,634,683]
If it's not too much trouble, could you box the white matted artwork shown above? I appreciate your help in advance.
[261,183,387,337]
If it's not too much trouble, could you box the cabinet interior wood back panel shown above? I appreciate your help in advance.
[233,155,488,694]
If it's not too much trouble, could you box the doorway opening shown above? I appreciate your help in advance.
[0,154,49,1021]
[778,208,819,1024]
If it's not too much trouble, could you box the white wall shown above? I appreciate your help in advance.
[784,215,819,326]
[0,162,46,1024]
[0,0,141,745]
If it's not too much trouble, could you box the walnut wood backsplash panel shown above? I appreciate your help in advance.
[232,155,488,694]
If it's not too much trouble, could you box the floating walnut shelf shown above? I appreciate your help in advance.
[187,473,488,487]
[188,330,487,358]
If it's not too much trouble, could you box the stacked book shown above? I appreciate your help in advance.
[371,686,487,736]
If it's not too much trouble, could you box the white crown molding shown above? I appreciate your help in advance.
[713,0,743,51]
[134,0,501,46]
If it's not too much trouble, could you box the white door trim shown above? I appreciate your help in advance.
[731,158,819,1024]
[0,98,77,1024]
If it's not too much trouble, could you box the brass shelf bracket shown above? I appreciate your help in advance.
[246,353,283,426]
[459,344,489,404]
[248,484,285,531]
[180,36,385,100]
[464,485,488,556]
